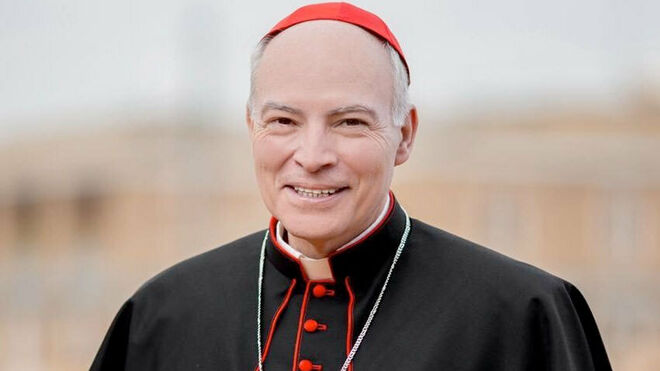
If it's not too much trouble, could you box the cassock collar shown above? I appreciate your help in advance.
[265,191,407,288]
[274,195,390,280]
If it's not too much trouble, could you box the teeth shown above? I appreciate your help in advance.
[293,186,339,198]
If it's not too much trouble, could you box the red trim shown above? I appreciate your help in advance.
[345,277,355,371]
[254,279,297,371]
[292,281,312,371]
[269,217,309,281]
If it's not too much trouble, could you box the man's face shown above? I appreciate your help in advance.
[248,21,415,254]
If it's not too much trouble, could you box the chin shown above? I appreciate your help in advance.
[281,214,348,244]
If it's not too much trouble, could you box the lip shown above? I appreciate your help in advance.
[286,182,347,191]
[284,184,349,205]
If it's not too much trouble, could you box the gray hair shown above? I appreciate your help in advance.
[248,35,410,127]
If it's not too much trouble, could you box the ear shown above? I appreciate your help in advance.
[246,105,255,135]
[394,105,418,166]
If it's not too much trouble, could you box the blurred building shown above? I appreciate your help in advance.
[1,94,659,370]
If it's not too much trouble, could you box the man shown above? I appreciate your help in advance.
[92,3,611,370]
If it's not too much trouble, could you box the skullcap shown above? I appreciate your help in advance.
[264,2,410,84]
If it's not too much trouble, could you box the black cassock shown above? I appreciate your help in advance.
[92,198,611,370]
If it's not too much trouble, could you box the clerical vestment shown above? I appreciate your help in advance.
[91,197,611,370]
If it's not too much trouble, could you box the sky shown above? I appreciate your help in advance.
[1,0,659,138]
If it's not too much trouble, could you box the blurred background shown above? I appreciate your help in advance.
[1,0,659,370]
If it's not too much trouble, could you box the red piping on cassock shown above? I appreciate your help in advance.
[292,281,312,371]
[255,279,298,371]
[345,277,355,371]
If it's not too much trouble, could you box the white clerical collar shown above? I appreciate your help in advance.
[275,195,391,280]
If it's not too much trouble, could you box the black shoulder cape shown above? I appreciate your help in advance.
[91,198,611,370]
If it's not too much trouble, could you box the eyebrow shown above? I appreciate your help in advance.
[327,105,379,121]
[261,101,379,121]
[261,102,303,117]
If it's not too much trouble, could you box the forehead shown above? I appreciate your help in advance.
[253,20,394,112]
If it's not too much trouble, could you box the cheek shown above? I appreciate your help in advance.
[340,138,395,183]
[253,136,290,174]
[252,137,281,169]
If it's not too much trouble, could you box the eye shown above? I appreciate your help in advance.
[339,118,368,127]
[268,117,295,126]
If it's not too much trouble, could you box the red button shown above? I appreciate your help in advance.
[298,359,313,371]
[312,284,327,298]
[304,319,319,332]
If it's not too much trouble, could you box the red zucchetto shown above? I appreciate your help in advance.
[264,2,409,83]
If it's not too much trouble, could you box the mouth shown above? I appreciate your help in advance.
[288,185,348,199]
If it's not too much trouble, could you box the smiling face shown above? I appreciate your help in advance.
[247,20,416,257]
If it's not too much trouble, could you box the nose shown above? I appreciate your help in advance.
[292,123,337,173]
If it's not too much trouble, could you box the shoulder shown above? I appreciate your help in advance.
[402,219,610,370]
[130,229,266,303]
[95,231,268,365]
[407,218,572,301]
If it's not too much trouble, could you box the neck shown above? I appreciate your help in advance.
[284,194,391,259]
[286,235,338,259]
